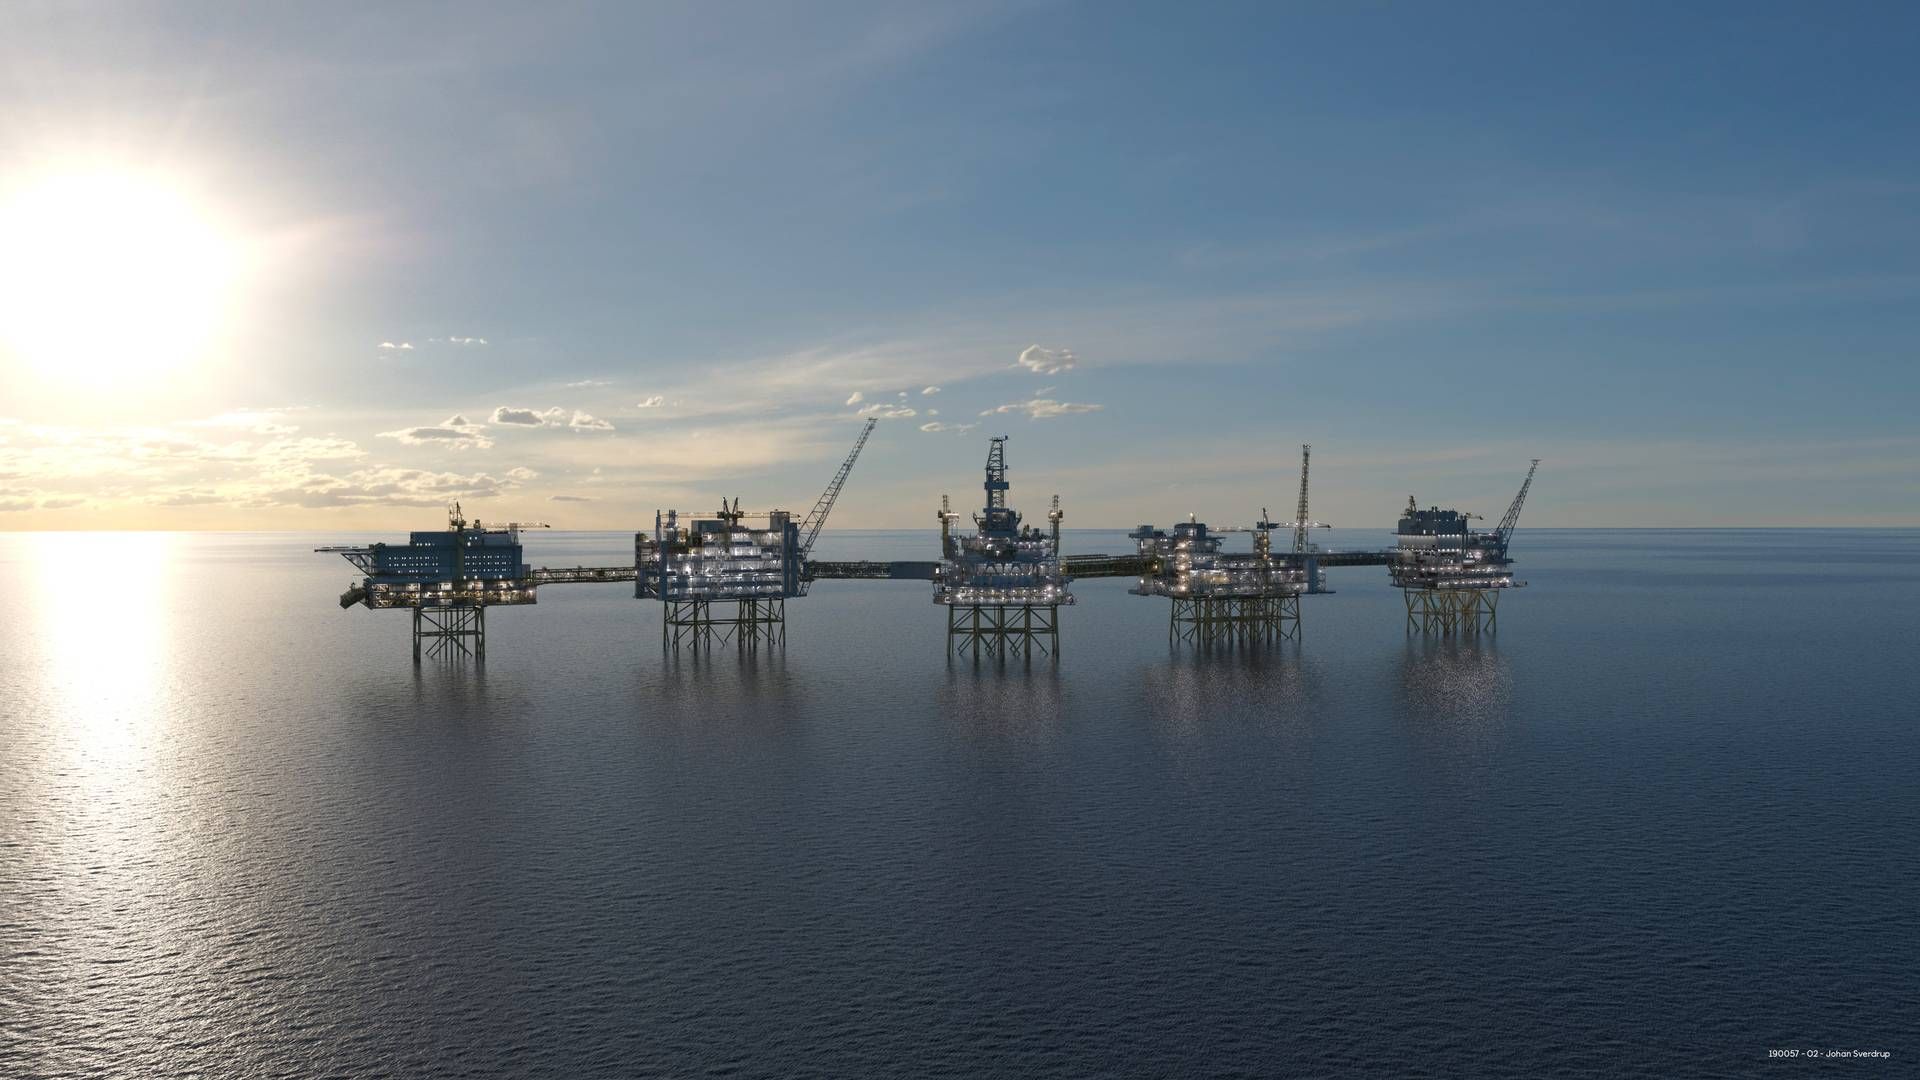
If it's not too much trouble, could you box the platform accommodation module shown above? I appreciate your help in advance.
[316,503,544,661]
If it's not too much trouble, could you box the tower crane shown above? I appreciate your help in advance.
[798,418,878,558]
[1492,459,1540,559]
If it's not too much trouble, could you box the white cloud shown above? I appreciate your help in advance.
[980,398,1103,420]
[922,386,941,395]
[381,413,491,447]
[567,379,611,388]
[637,395,665,408]
[491,405,569,426]
[845,391,865,406]
[506,466,538,481]
[550,494,594,502]
[1016,345,1075,375]
[433,336,488,346]
[569,411,614,431]
[492,407,544,426]
[919,421,977,434]
[378,425,495,449]
[856,403,916,419]
[378,341,415,351]
[927,409,939,416]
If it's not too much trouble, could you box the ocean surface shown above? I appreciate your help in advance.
[2,527,1915,1078]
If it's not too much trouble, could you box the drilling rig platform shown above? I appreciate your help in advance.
[932,436,1072,658]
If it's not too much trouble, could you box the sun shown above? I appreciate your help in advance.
[0,168,239,384]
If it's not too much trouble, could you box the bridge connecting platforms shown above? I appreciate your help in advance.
[805,560,940,580]
[529,565,637,585]
[437,550,1392,589]
[801,550,1389,582]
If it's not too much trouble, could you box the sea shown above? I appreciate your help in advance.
[2,528,1915,1078]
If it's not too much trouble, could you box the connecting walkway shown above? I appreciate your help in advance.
[527,550,1390,587]
[528,565,638,585]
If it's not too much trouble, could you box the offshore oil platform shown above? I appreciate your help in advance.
[320,427,1541,663]
[636,419,877,650]
[1389,459,1539,633]
[933,436,1071,658]
[1129,512,1309,646]
[1126,444,1331,645]
[316,505,543,661]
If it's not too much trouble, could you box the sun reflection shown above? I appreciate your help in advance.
[26,531,176,774]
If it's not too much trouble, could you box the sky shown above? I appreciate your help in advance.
[2,1,1917,530]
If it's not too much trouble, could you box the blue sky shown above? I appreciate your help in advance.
[2,2,1916,527]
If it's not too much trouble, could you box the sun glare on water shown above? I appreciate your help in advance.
[0,168,240,384]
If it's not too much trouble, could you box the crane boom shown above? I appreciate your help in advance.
[799,418,878,557]
[1494,459,1541,556]
[1292,443,1312,553]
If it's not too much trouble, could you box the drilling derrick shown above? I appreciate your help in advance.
[636,420,877,651]
[316,501,542,663]
[1389,460,1540,634]
[1292,444,1313,553]
[933,436,1074,658]
[1129,509,1309,647]
[1279,443,1332,592]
